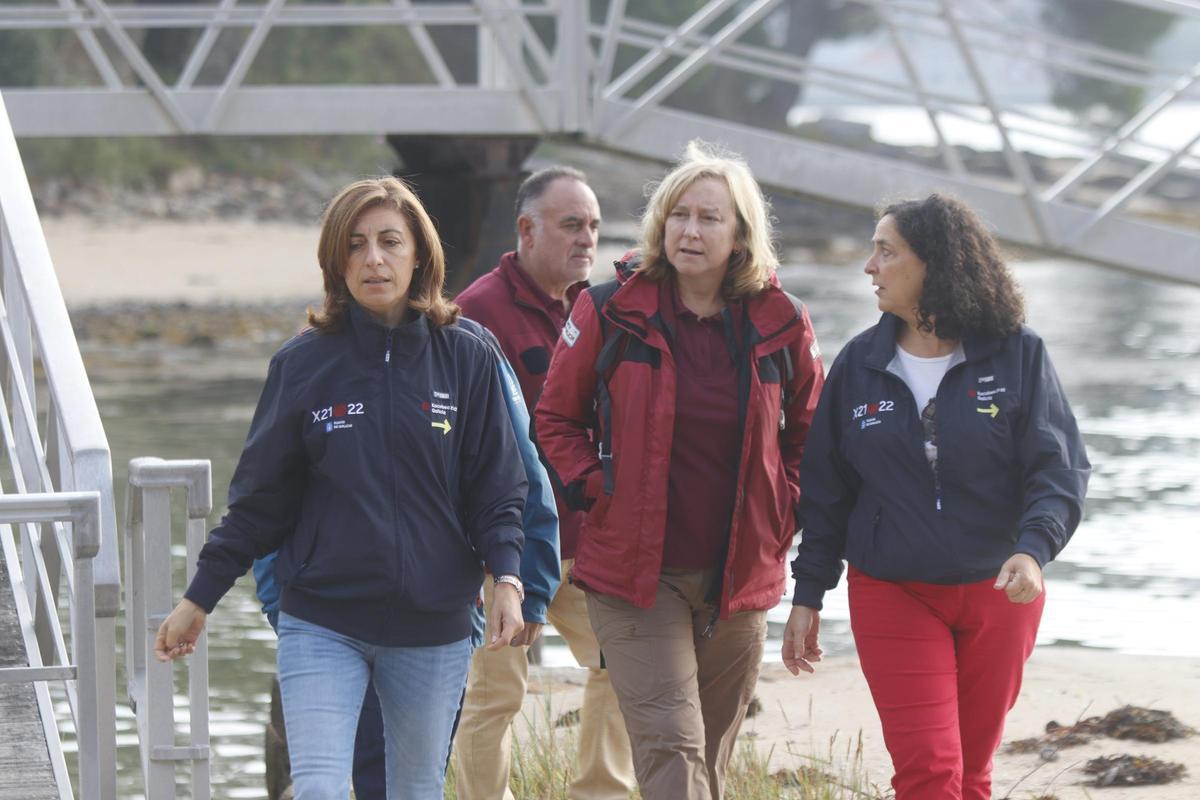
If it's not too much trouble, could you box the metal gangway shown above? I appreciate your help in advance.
[1,89,214,798]
[2,0,1199,282]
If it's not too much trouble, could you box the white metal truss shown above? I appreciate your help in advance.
[0,0,1198,283]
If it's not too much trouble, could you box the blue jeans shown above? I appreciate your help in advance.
[276,612,472,800]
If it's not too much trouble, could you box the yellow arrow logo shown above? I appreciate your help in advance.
[432,418,452,435]
[977,403,999,418]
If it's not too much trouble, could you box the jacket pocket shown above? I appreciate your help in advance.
[845,500,883,573]
[279,505,324,587]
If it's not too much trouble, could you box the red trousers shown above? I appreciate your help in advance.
[848,567,1044,800]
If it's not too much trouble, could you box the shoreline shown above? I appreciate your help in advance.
[521,646,1200,799]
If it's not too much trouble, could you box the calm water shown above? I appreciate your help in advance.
[83,255,1200,798]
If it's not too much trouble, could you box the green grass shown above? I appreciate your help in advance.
[444,694,890,800]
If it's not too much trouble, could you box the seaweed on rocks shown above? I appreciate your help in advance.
[1006,705,1195,756]
[1083,754,1187,787]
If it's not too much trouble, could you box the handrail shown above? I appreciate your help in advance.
[0,91,120,798]
[124,457,213,800]
[0,491,102,800]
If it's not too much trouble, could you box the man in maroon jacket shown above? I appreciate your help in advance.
[453,167,635,800]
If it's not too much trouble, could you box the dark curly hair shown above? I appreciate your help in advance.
[881,194,1024,340]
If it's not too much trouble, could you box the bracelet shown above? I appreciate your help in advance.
[493,573,525,604]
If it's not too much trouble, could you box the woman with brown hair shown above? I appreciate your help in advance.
[785,193,1090,800]
[535,141,825,799]
[154,176,528,799]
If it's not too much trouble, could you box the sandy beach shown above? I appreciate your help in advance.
[42,217,324,307]
[522,648,1200,800]
[42,216,1200,798]
[42,216,624,308]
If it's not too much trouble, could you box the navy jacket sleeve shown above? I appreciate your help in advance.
[790,351,858,610]
[458,343,527,582]
[1013,333,1090,566]
[484,326,561,623]
[186,353,307,613]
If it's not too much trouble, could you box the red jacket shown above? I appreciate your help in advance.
[534,271,824,616]
[456,251,587,557]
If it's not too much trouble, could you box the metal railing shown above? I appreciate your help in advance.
[0,492,101,800]
[0,91,120,799]
[124,457,213,800]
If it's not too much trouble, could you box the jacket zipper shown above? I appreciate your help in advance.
[870,366,946,515]
[714,313,800,628]
[384,329,402,607]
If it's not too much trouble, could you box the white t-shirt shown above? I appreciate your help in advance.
[896,345,957,469]
[895,345,954,414]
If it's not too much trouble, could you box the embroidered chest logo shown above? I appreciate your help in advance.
[426,390,458,435]
[967,375,1006,419]
[312,401,365,432]
[850,399,896,429]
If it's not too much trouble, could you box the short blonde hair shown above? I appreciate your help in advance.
[638,140,778,299]
[309,176,459,333]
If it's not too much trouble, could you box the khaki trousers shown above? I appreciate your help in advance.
[454,559,635,800]
[585,569,766,800]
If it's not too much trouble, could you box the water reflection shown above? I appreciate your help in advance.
[87,256,1200,797]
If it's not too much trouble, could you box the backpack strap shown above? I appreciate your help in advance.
[584,280,627,496]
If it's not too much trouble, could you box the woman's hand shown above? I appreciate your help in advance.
[486,582,525,651]
[994,553,1043,604]
[154,598,208,662]
[782,605,823,675]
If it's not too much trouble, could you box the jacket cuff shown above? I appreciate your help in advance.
[584,469,605,501]
[562,469,600,512]
[1015,530,1054,568]
[484,539,522,581]
[791,580,826,611]
[183,566,236,614]
[521,593,550,624]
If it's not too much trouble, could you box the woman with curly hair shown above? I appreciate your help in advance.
[783,194,1090,800]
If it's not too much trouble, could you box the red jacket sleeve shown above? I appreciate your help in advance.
[532,290,606,511]
[782,303,825,512]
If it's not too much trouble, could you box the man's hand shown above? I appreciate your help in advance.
[154,598,207,662]
[994,553,1043,604]
[782,605,822,676]
[509,622,544,648]
[486,582,525,651]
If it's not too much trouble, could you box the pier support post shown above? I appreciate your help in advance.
[386,135,539,294]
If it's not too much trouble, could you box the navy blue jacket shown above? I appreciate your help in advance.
[186,302,527,646]
[791,313,1089,609]
[251,317,561,625]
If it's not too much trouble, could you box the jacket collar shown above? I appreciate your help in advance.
[499,251,586,314]
[606,271,803,345]
[347,299,430,359]
[864,313,1006,369]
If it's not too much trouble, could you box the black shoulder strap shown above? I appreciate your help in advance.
[586,280,627,382]
[584,280,627,496]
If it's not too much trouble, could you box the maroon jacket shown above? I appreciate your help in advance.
[456,251,587,558]
[534,271,825,616]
